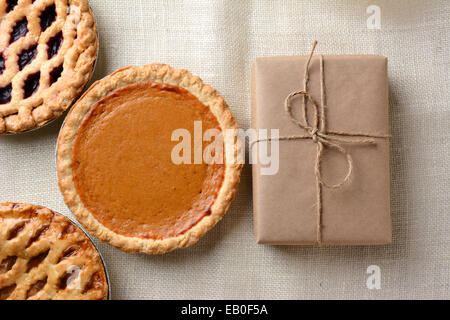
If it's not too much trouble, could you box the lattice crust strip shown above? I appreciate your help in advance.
[0,203,108,300]
[0,0,98,134]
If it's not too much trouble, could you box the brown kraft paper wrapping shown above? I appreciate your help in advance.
[251,52,391,245]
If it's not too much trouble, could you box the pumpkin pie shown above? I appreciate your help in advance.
[57,64,242,254]
[0,202,108,300]
[0,0,98,134]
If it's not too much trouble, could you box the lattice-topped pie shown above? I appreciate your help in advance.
[0,202,108,300]
[57,64,242,254]
[0,0,98,134]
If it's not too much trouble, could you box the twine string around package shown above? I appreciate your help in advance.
[254,41,391,245]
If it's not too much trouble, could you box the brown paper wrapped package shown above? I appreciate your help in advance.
[252,54,391,245]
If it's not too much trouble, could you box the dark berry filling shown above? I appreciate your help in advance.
[10,17,28,44]
[40,4,56,32]
[6,0,18,13]
[49,64,63,84]
[0,54,5,75]
[0,84,12,104]
[47,31,63,59]
[23,71,40,98]
[18,44,37,70]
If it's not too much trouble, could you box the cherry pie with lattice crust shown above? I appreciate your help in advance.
[0,0,98,134]
[0,202,108,300]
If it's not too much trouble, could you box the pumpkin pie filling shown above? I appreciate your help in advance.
[71,82,225,240]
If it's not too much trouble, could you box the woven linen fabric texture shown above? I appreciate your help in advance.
[0,0,448,299]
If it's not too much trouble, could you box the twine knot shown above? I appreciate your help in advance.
[309,128,319,142]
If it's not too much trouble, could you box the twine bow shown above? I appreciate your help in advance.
[255,41,391,245]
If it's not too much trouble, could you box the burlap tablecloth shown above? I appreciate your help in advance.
[0,0,448,299]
